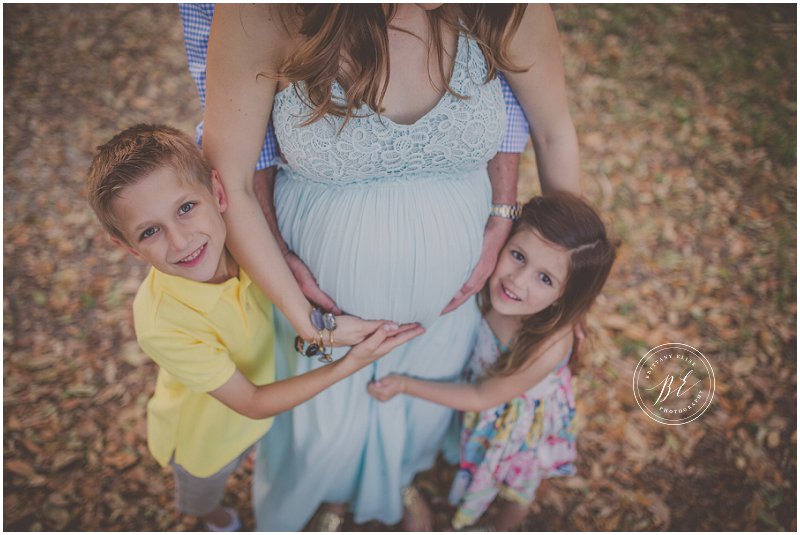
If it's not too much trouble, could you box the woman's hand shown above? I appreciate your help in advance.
[332,315,423,347]
[252,167,344,316]
[367,374,409,401]
[345,326,425,368]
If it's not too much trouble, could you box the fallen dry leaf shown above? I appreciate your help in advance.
[6,459,37,478]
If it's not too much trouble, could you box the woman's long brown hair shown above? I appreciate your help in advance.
[277,4,527,125]
[479,193,617,377]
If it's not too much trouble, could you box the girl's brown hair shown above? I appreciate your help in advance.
[480,193,616,377]
[278,4,527,125]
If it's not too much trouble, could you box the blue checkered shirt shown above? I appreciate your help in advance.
[179,3,530,170]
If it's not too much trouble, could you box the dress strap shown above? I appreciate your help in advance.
[555,351,572,371]
[492,335,509,354]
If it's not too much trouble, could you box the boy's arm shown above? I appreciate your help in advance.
[211,322,424,420]
[369,327,572,412]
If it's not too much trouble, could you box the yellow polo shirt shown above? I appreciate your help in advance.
[133,267,275,477]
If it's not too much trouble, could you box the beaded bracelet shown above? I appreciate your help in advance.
[294,307,338,363]
[294,333,323,359]
[323,312,336,356]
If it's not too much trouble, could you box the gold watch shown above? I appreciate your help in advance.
[489,202,522,221]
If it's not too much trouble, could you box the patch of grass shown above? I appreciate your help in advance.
[618,301,637,316]
[616,335,649,358]
[32,291,47,306]
[697,9,795,166]
[80,292,96,309]
[594,5,796,169]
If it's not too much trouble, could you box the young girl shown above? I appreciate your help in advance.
[368,192,616,531]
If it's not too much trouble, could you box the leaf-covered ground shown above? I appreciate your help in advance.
[3,4,796,531]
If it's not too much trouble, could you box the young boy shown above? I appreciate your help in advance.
[86,124,423,531]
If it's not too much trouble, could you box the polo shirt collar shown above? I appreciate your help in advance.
[152,268,252,314]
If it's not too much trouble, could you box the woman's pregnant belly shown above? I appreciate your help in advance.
[274,169,491,326]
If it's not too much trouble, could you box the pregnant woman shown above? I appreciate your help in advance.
[202,4,579,529]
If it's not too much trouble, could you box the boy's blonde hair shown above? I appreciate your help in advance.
[86,124,213,244]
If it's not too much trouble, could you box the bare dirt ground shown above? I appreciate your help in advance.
[4,4,796,531]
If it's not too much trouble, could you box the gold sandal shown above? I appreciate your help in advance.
[456,525,495,532]
[402,485,433,531]
[315,509,344,532]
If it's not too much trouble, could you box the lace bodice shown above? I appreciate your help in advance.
[272,32,506,185]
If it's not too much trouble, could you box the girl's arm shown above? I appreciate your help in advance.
[504,4,581,195]
[212,323,425,419]
[369,327,573,412]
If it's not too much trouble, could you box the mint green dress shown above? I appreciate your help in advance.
[254,33,506,530]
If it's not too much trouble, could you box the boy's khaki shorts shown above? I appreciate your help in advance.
[170,446,252,516]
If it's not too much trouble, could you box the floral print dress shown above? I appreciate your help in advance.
[449,318,577,529]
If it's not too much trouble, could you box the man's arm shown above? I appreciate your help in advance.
[441,152,518,314]
[252,168,341,313]
[442,5,581,315]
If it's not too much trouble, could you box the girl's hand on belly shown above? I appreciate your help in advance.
[367,374,408,401]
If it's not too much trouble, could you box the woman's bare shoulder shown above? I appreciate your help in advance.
[213,4,301,61]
